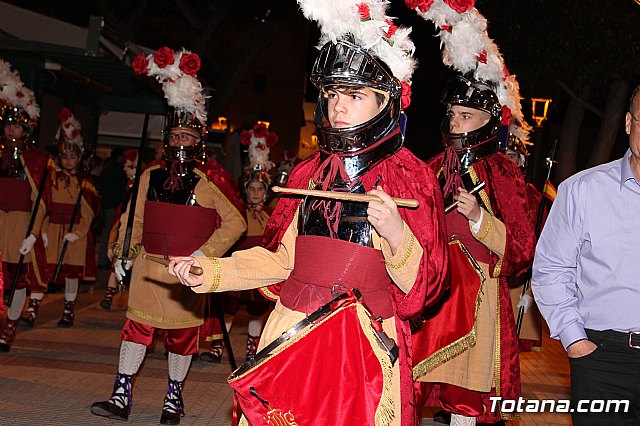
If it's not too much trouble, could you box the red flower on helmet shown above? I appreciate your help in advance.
[266,132,279,148]
[357,3,371,20]
[16,90,24,98]
[253,123,268,138]
[385,20,398,38]
[405,0,434,12]
[179,53,201,76]
[501,105,512,126]
[240,130,252,146]
[71,129,80,138]
[132,54,149,75]
[58,108,73,123]
[443,0,475,14]
[476,49,487,64]
[401,82,412,110]
[257,142,266,151]
[153,47,175,68]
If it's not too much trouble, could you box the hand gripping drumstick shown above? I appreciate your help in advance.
[271,186,419,208]
[143,254,203,276]
[444,181,486,214]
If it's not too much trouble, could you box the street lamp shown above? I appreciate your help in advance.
[531,98,552,127]
[210,116,228,131]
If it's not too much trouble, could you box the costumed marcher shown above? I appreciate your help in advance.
[405,2,535,424]
[0,59,49,352]
[100,149,138,310]
[21,108,98,328]
[200,123,276,363]
[502,132,543,353]
[90,47,246,425]
[170,2,449,425]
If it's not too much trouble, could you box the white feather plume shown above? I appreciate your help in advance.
[139,48,208,124]
[411,0,530,142]
[298,0,416,85]
[0,58,40,121]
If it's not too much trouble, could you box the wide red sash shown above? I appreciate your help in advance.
[280,235,393,319]
[412,241,484,377]
[0,177,31,212]
[49,202,80,225]
[141,201,218,256]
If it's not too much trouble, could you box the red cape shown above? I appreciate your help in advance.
[420,152,535,422]
[260,147,449,426]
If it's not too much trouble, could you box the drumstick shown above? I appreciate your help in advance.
[143,254,203,276]
[444,181,486,214]
[271,186,419,208]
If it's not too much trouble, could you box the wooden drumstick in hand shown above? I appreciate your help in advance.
[143,254,203,276]
[271,186,419,208]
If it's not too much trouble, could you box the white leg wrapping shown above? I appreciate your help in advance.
[31,292,44,301]
[118,341,146,376]
[247,316,263,337]
[451,413,476,426]
[168,352,192,382]
[64,278,79,302]
[8,288,27,320]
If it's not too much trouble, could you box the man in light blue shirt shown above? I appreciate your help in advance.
[532,84,640,425]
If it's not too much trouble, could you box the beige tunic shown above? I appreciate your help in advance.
[44,174,94,268]
[193,212,423,425]
[0,156,46,265]
[418,208,507,392]
[118,166,246,329]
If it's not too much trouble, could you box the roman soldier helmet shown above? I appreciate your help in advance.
[239,123,278,202]
[0,59,40,145]
[440,75,502,149]
[131,47,207,163]
[55,108,84,156]
[405,0,532,150]
[300,0,416,173]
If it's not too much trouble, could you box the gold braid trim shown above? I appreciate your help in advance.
[355,305,395,426]
[260,286,280,302]
[413,276,485,380]
[127,307,201,326]
[492,259,503,278]
[384,232,416,270]
[474,213,494,242]
[205,257,222,292]
[467,166,494,216]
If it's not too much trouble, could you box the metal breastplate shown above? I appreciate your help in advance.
[147,163,201,206]
[298,181,373,247]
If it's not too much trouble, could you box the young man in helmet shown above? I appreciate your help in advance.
[20,109,98,329]
[0,63,50,353]
[90,48,246,425]
[169,4,449,422]
[413,75,535,425]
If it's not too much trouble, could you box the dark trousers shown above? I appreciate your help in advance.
[570,331,640,425]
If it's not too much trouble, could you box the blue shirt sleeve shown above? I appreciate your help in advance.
[532,177,588,349]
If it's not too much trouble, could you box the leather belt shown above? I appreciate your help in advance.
[586,329,640,350]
